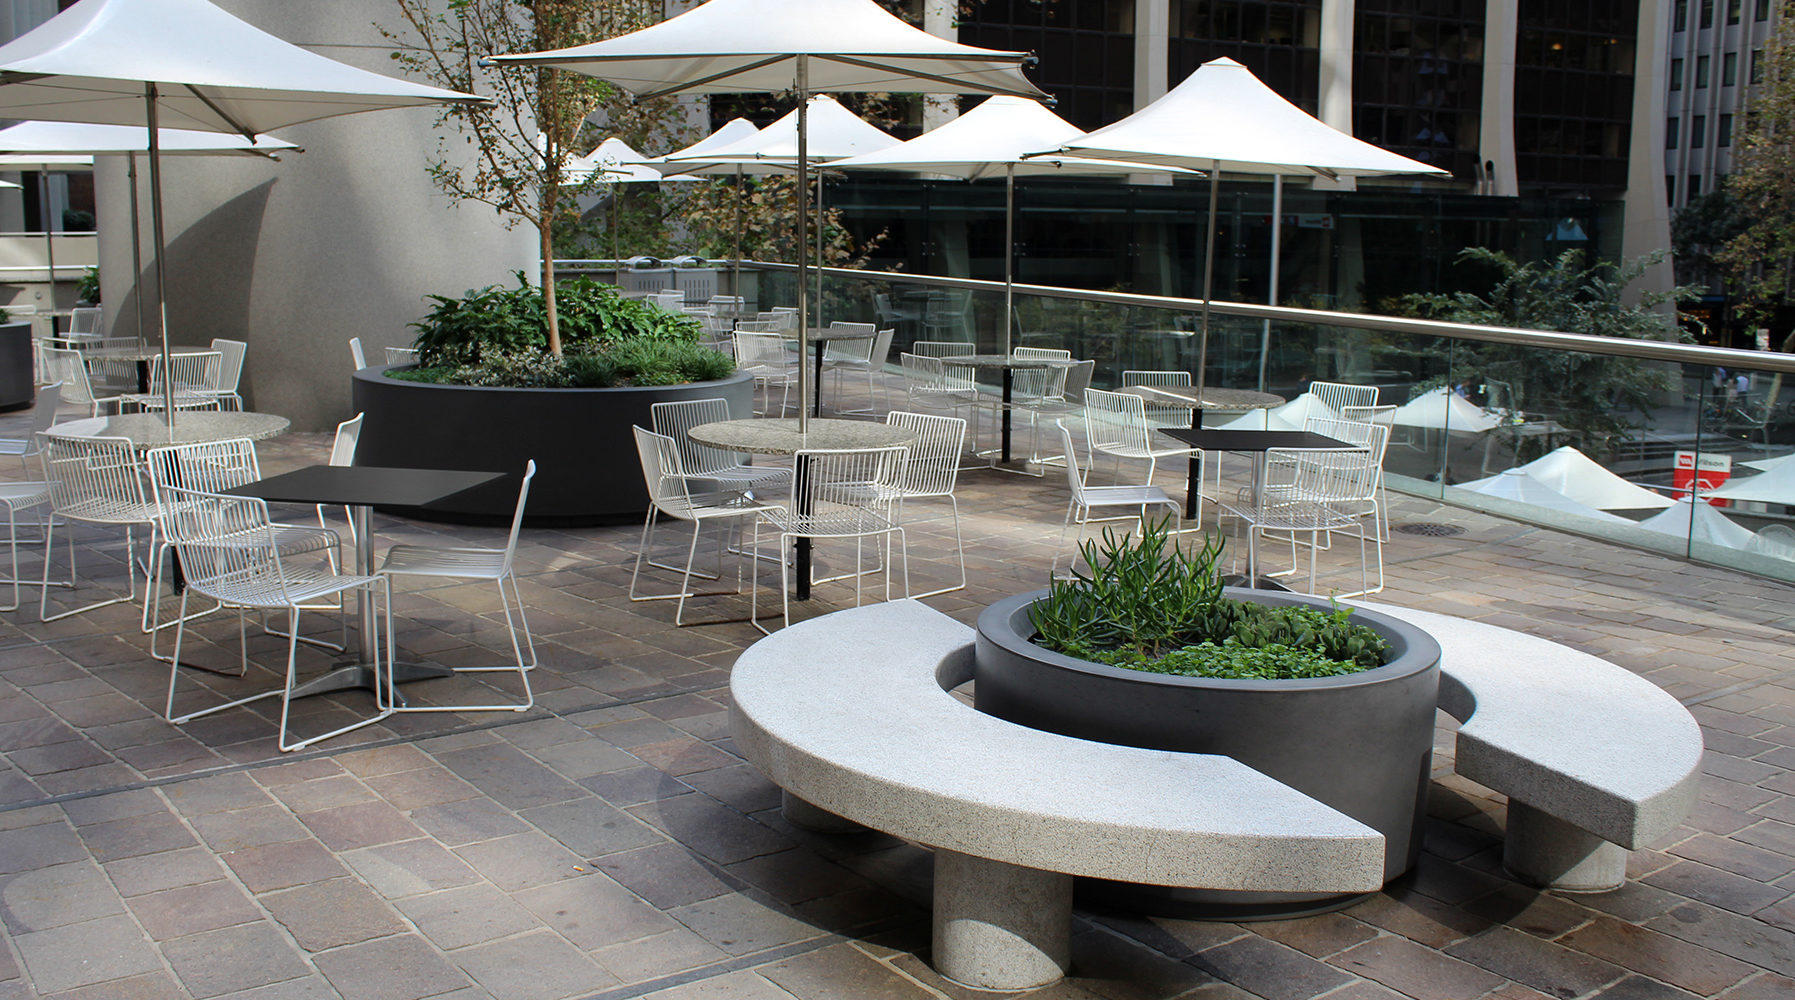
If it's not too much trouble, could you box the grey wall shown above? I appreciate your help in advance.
[94,0,534,431]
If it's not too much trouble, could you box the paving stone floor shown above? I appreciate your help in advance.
[0,383,1792,1000]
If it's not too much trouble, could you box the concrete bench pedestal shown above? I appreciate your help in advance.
[934,851,1073,990]
[1505,802,1630,891]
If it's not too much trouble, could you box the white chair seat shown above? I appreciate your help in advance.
[380,544,509,580]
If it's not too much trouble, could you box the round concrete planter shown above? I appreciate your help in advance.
[974,587,1441,919]
[0,321,34,412]
[352,366,755,526]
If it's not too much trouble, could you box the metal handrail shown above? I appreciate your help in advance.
[740,260,1795,376]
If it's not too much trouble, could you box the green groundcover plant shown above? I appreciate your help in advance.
[390,273,734,389]
[1029,519,1390,680]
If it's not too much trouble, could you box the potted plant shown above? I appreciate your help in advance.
[352,274,751,525]
[974,520,1441,919]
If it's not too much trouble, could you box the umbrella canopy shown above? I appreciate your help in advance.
[565,137,669,183]
[1044,57,1447,396]
[0,120,299,156]
[1742,452,1793,473]
[655,117,763,168]
[1456,470,1630,523]
[675,95,898,167]
[1706,456,1795,505]
[830,96,1192,352]
[1637,498,1755,549]
[0,0,484,425]
[1511,446,1674,511]
[492,0,1044,431]
[1391,388,1501,434]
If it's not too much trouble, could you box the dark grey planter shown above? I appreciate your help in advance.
[975,587,1441,920]
[352,366,755,526]
[0,321,34,412]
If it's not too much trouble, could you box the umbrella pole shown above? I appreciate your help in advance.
[1257,174,1281,393]
[1195,160,1219,398]
[37,173,54,330]
[1003,163,1015,357]
[814,171,824,335]
[127,152,147,348]
[796,58,810,434]
[145,85,175,428]
[732,165,743,304]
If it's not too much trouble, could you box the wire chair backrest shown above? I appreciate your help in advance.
[209,338,247,394]
[349,337,367,370]
[330,413,365,467]
[144,438,264,517]
[496,460,536,576]
[822,322,877,363]
[1305,380,1377,424]
[40,346,98,408]
[157,484,289,606]
[733,331,790,372]
[633,425,700,518]
[651,397,749,477]
[886,411,965,498]
[41,434,153,524]
[149,351,223,395]
[1015,347,1072,360]
[911,340,968,359]
[1082,387,1149,455]
[1059,360,1096,403]
[790,446,909,534]
[1057,422,1090,504]
[708,295,745,316]
[868,327,896,370]
[648,290,685,312]
[67,306,102,336]
[1122,370,1191,428]
[901,353,975,401]
[1276,417,1387,505]
[20,382,63,449]
[755,311,795,332]
[384,347,420,366]
[1338,404,1397,435]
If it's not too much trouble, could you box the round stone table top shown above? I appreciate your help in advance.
[688,418,915,456]
[43,411,290,450]
[1119,385,1284,410]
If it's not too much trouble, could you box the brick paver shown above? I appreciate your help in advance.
[2,382,1794,999]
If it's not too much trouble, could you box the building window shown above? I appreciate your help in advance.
[1668,117,1679,148]
[1720,113,1734,146]
[1667,175,1676,205]
[1689,175,1702,197]
[1752,49,1764,83]
[1672,58,1684,90]
[1757,0,1771,20]
[1724,52,1738,86]
[1701,0,1714,28]
[1698,54,1711,88]
[1693,114,1707,147]
[1729,0,1741,24]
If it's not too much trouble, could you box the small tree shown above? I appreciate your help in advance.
[383,0,664,355]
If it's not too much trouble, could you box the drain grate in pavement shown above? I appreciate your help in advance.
[1394,522,1466,537]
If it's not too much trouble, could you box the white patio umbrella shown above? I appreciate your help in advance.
[1706,457,1795,505]
[1637,498,1755,550]
[1391,387,1501,434]
[491,0,1045,430]
[672,95,898,328]
[0,120,301,343]
[1456,469,1630,523]
[564,137,702,264]
[1043,57,1448,396]
[0,0,485,423]
[1510,446,1674,511]
[830,95,1193,353]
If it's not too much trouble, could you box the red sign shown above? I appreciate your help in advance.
[1673,451,1733,506]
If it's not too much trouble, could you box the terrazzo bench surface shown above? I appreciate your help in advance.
[730,599,1386,990]
[1355,602,1703,890]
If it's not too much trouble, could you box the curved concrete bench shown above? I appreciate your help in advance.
[1355,603,1703,890]
[731,600,1384,990]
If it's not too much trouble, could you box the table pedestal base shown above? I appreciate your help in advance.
[288,660,453,708]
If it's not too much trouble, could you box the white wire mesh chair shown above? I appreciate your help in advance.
[377,461,537,713]
[707,294,746,318]
[38,434,160,623]
[159,484,394,752]
[648,290,686,312]
[756,310,797,332]
[734,331,798,417]
[349,337,367,370]
[1301,380,1378,425]
[40,346,126,416]
[631,426,781,626]
[1052,422,1181,575]
[384,347,420,366]
[315,413,365,550]
[1016,360,1095,469]
[206,338,247,410]
[824,326,895,415]
[1082,387,1201,519]
[1219,417,1387,597]
[910,340,971,358]
[650,398,791,495]
[882,412,966,597]
[1339,403,1397,543]
[751,445,910,633]
[65,306,103,341]
[1121,370,1193,431]
[144,437,343,660]
[125,351,225,411]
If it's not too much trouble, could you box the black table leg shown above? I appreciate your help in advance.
[794,456,813,600]
[1001,369,1014,463]
[813,342,825,417]
[1185,408,1205,520]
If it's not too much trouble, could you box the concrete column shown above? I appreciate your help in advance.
[1316,0,1358,192]
[922,0,959,131]
[1133,0,1170,111]
[1479,0,1520,197]
[93,0,534,431]
[1622,0,1676,308]
[932,850,1073,990]
[1504,802,1629,891]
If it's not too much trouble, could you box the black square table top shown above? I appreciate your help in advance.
[226,466,503,508]
[1161,428,1351,452]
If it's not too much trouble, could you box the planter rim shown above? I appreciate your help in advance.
[978,587,1441,694]
[352,365,749,398]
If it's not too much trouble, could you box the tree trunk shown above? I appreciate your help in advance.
[541,215,562,356]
